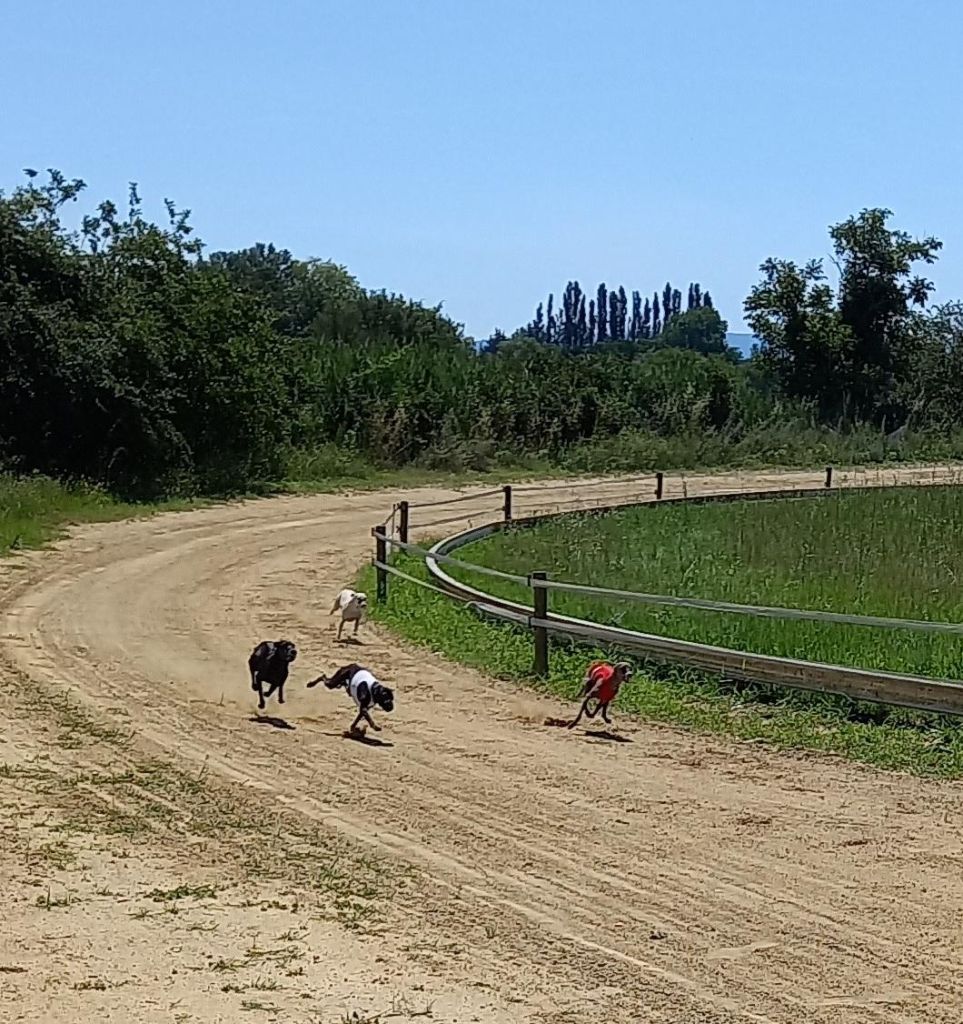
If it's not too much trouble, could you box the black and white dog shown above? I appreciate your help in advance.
[307,662,394,733]
[248,639,298,711]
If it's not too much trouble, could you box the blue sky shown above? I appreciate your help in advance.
[4,0,962,340]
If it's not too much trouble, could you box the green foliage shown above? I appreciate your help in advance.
[4,169,963,502]
[0,173,299,496]
[524,278,712,346]
[746,208,943,425]
[0,171,475,497]
[657,306,734,359]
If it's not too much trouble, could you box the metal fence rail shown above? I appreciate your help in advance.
[532,577,963,636]
[373,468,963,718]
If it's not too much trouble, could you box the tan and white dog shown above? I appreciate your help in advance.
[330,588,368,641]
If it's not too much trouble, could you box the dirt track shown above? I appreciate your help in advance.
[3,465,963,1023]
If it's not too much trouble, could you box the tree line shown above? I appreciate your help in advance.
[2,168,961,499]
[519,279,714,349]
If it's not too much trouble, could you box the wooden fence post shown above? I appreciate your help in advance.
[398,501,410,545]
[530,571,549,677]
[503,484,513,524]
[655,472,664,500]
[825,466,833,489]
[374,525,388,604]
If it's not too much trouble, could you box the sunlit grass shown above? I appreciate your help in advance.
[450,485,963,680]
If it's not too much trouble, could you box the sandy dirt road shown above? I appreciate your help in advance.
[3,465,963,1023]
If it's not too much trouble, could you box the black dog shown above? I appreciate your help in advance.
[248,639,298,711]
[307,662,394,733]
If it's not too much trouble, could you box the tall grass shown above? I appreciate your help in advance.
[450,484,963,680]
[557,423,963,474]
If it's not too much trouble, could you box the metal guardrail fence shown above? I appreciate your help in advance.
[371,469,963,718]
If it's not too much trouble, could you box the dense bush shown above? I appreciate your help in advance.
[3,172,962,499]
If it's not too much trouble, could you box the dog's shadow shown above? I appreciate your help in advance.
[584,729,632,743]
[543,718,631,743]
[341,729,393,748]
[336,636,364,646]
[249,714,296,731]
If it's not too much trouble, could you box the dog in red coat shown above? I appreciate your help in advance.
[568,660,633,729]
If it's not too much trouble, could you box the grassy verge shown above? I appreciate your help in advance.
[0,475,203,557]
[0,463,539,559]
[0,458,565,559]
[358,556,963,778]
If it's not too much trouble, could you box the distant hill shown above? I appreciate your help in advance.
[726,333,758,356]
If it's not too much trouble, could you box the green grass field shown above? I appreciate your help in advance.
[450,485,963,680]
[363,485,963,776]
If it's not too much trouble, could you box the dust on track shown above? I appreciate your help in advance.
[2,465,963,1023]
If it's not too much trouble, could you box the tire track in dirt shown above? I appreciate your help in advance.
[4,466,963,1022]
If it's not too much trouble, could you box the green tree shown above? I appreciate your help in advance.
[746,209,942,423]
[629,290,642,340]
[744,257,852,418]
[658,306,734,360]
[596,283,608,343]
[830,208,940,421]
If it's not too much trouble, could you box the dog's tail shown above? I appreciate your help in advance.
[306,674,328,689]
[329,598,340,615]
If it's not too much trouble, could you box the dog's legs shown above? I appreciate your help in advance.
[600,702,612,724]
[254,679,266,711]
[337,619,344,641]
[250,667,259,693]
[324,665,355,690]
[262,681,279,702]
[353,618,360,636]
[277,679,285,705]
[349,710,365,733]
[361,708,381,732]
[568,697,591,729]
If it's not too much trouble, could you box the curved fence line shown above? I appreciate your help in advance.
[403,480,963,637]
[389,536,528,584]
[533,578,963,636]
[372,471,963,718]
[414,510,497,531]
[406,487,504,510]
[511,473,659,495]
[421,523,963,717]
